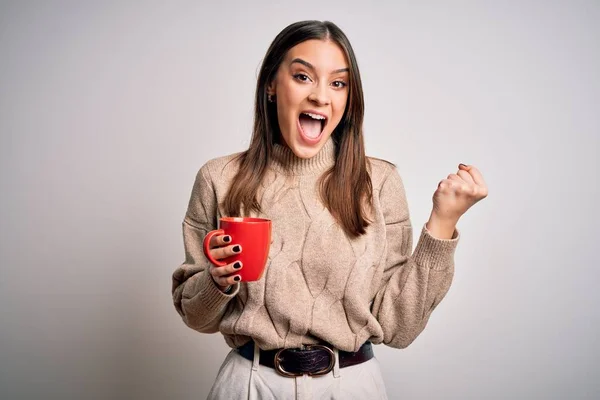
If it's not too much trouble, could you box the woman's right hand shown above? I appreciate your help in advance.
[205,232,243,292]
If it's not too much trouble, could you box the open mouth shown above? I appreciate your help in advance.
[298,112,327,142]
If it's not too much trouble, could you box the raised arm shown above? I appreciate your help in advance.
[371,166,459,349]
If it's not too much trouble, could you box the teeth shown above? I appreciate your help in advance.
[303,112,326,120]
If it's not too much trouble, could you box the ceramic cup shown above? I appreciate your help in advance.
[203,217,272,282]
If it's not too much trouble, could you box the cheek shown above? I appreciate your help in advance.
[332,94,348,119]
[279,79,303,103]
[278,83,301,122]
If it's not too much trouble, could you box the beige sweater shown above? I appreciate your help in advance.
[172,137,459,352]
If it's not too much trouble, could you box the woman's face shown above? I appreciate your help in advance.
[268,39,349,159]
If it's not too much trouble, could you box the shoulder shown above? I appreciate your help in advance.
[367,156,410,218]
[367,156,402,191]
[197,151,244,183]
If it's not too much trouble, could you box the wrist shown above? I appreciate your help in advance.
[426,212,458,239]
[221,285,233,294]
[210,275,233,293]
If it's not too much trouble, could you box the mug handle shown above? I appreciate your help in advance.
[203,229,227,267]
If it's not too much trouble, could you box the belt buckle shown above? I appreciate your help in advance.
[274,344,335,377]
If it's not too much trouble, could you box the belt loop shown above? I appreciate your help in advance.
[333,348,340,378]
[252,342,260,371]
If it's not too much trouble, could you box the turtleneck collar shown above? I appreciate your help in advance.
[270,137,336,175]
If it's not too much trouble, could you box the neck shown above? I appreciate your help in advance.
[270,137,336,176]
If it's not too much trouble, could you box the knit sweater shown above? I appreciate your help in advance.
[172,137,459,352]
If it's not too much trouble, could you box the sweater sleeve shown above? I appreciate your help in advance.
[372,165,459,349]
[171,164,240,334]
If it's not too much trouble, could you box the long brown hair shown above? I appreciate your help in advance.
[223,20,373,238]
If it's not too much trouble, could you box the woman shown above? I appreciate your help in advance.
[172,20,487,399]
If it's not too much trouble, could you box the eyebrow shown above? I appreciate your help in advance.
[290,58,349,74]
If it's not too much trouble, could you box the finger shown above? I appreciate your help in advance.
[210,265,242,286]
[210,260,243,278]
[457,169,475,185]
[211,269,242,287]
[209,233,232,249]
[210,244,243,260]
[447,173,464,183]
[437,179,457,192]
[463,165,487,188]
[453,177,474,194]
[440,178,470,194]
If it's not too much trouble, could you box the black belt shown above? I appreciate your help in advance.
[236,340,374,377]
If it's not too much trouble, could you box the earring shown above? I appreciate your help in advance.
[268,93,275,103]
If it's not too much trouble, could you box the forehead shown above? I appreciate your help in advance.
[285,39,348,70]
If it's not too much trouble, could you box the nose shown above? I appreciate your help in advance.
[308,83,330,106]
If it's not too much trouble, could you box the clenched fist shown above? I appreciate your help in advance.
[426,164,488,239]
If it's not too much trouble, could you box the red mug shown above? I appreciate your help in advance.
[203,217,272,282]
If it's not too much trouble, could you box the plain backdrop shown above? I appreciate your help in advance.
[1,1,599,399]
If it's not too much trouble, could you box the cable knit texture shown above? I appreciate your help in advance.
[172,137,459,352]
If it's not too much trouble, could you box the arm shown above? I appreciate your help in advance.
[371,166,459,349]
[171,164,240,334]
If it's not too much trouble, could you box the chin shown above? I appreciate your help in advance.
[290,132,329,159]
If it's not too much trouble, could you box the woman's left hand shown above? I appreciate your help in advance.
[426,164,488,239]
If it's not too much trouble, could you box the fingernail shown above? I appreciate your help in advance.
[223,236,231,243]
[233,275,241,282]
[234,261,242,269]
[233,245,241,253]
[459,163,468,168]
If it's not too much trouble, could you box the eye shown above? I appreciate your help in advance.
[293,73,311,83]
[332,80,347,89]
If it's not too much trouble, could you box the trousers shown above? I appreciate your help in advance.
[207,342,389,400]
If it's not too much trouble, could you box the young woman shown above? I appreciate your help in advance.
[172,20,487,399]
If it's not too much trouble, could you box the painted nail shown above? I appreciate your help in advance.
[233,245,241,253]
[234,261,242,269]
[233,275,241,282]
[223,236,231,243]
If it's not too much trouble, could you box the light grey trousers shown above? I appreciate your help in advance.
[207,343,389,400]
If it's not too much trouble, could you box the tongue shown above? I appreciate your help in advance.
[299,114,322,139]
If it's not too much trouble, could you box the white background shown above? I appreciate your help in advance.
[1,1,598,398]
